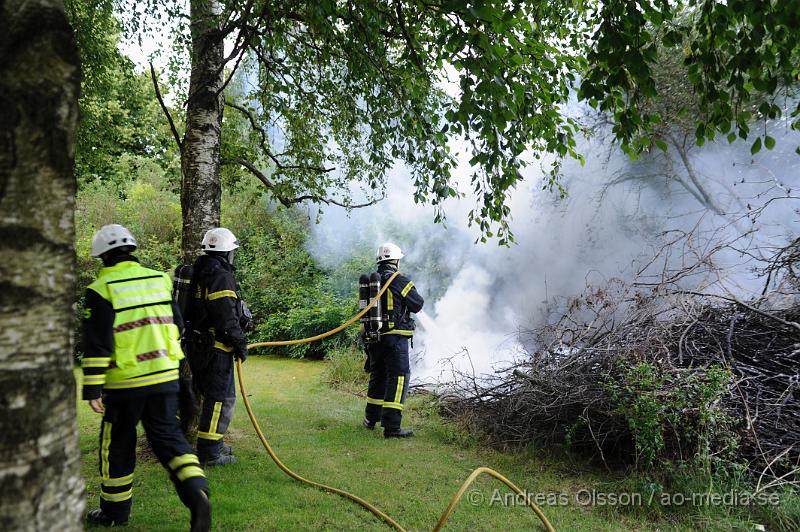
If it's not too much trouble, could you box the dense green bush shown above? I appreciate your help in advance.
[593,363,799,529]
[222,182,363,358]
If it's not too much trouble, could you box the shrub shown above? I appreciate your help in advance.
[74,166,181,357]
[605,362,736,472]
[322,346,369,393]
[222,183,363,358]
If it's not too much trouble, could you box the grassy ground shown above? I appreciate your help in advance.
[77,357,763,531]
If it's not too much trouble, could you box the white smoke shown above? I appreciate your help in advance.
[414,265,525,380]
[305,125,800,383]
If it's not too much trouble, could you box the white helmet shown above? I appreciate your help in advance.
[201,227,240,252]
[91,224,137,257]
[376,242,404,263]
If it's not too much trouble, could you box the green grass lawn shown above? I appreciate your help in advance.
[76,357,761,531]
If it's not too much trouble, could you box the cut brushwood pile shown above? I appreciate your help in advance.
[440,248,800,491]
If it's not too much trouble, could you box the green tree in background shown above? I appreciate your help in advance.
[120,0,589,252]
[68,0,185,342]
[67,0,179,187]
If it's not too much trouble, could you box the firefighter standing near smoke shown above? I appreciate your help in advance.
[80,224,210,530]
[364,243,424,437]
[185,227,250,466]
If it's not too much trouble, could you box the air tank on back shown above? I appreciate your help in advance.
[366,271,382,343]
[358,274,370,336]
[172,263,194,332]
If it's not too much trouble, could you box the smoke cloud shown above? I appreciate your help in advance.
[306,125,800,383]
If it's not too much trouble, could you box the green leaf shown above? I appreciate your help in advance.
[695,123,705,141]
[750,137,762,155]
[764,135,775,150]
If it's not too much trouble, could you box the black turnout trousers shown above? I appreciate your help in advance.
[365,335,411,431]
[193,348,237,460]
[97,387,208,521]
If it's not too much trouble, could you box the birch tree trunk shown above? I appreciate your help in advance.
[0,1,83,530]
[181,0,225,263]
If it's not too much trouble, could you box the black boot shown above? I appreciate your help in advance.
[201,454,237,466]
[363,418,376,430]
[198,441,236,466]
[86,509,128,526]
[189,490,211,532]
[384,428,414,438]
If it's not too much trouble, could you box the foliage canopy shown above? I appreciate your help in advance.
[581,0,800,158]
[92,0,800,244]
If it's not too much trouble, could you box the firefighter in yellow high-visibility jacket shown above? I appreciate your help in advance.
[80,224,210,530]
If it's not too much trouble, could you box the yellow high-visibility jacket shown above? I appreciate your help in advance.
[81,261,183,396]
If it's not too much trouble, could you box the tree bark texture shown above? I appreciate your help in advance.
[0,1,83,530]
[181,0,225,263]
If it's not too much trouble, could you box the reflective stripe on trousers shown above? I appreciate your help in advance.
[197,396,236,458]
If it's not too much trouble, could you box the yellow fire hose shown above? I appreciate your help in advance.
[237,271,555,532]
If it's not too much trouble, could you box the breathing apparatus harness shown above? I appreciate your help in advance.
[359,266,416,345]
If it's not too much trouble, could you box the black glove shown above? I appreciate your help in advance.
[233,338,248,363]
[363,345,372,373]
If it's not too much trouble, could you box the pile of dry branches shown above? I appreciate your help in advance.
[440,273,799,489]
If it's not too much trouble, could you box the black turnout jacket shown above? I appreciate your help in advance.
[189,254,247,352]
[378,263,424,336]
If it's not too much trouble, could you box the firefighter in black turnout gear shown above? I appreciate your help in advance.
[81,224,210,530]
[186,227,250,466]
[364,243,424,437]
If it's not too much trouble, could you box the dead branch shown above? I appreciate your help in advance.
[227,157,384,209]
[224,100,336,175]
[438,231,800,489]
[674,290,800,332]
[149,63,183,152]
